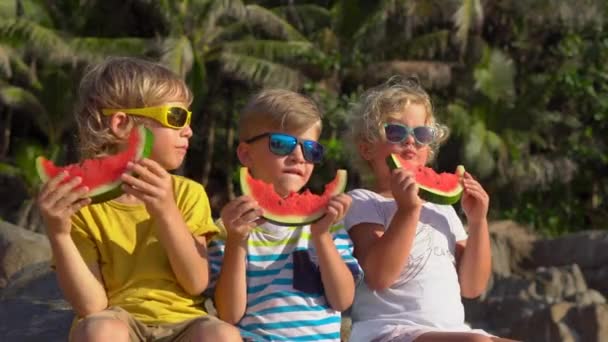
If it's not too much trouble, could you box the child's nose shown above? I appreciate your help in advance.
[403,132,415,145]
[289,143,306,162]
[181,124,193,138]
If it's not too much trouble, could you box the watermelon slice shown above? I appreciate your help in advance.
[239,167,348,226]
[36,125,154,204]
[386,153,465,205]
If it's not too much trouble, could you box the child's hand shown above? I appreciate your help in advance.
[37,172,91,236]
[461,172,489,226]
[221,196,263,241]
[390,169,422,211]
[311,194,352,236]
[121,158,175,216]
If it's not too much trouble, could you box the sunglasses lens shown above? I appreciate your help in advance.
[302,140,324,163]
[385,124,407,143]
[167,107,189,127]
[269,134,297,156]
[413,126,435,145]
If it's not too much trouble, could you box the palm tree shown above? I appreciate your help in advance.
[149,0,319,185]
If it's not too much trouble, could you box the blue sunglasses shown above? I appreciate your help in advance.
[384,123,435,145]
[245,132,325,163]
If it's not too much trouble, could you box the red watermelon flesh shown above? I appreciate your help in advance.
[239,167,347,226]
[36,125,154,203]
[386,153,464,205]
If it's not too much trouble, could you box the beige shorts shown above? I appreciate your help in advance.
[70,306,228,342]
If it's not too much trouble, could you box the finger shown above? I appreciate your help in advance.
[464,188,488,201]
[53,185,90,211]
[127,162,161,186]
[46,176,84,206]
[39,171,70,200]
[121,183,152,202]
[137,158,168,178]
[68,198,92,215]
[121,173,159,196]
[234,209,263,227]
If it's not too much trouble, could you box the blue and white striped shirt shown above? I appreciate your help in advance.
[209,221,362,341]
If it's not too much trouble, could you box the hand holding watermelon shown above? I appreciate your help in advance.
[220,196,265,240]
[120,158,176,217]
[389,168,423,211]
[37,172,92,235]
[460,172,490,226]
[310,194,352,236]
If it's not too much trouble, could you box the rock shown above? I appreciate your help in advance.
[511,303,608,342]
[488,220,538,278]
[583,265,608,297]
[531,230,608,269]
[0,220,51,288]
[0,261,72,341]
[464,264,606,337]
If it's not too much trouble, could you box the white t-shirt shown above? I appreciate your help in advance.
[344,189,472,342]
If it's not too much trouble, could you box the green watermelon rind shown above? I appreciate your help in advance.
[240,167,348,226]
[386,154,464,205]
[35,125,154,204]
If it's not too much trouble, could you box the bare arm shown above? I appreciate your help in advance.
[313,231,355,311]
[349,206,420,291]
[456,172,492,298]
[121,159,211,295]
[352,168,423,290]
[37,172,107,317]
[214,237,248,324]
[214,196,262,324]
[456,219,491,298]
[49,233,108,317]
[153,207,211,295]
[309,194,356,310]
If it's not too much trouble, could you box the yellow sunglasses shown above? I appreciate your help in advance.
[102,105,192,129]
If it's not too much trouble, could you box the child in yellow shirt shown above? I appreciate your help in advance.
[36,57,241,341]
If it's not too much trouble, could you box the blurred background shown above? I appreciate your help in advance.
[0,1,607,341]
[1,0,607,235]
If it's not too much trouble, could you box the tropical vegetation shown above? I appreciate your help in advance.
[0,0,606,236]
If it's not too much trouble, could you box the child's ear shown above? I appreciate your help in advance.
[358,142,375,161]
[237,142,252,167]
[109,112,132,139]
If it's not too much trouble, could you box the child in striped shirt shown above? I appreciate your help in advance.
[209,89,362,341]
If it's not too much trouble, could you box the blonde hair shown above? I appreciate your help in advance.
[347,76,449,173]
[238,89,322,141]
[74,57,192,159]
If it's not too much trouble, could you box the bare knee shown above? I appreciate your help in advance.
[72,317,130,342]
[190,319,241,341]
[467,334,493,342]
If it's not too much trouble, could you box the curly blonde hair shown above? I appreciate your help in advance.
[74,57,192,159]
[238,89,322,141]
[347,76,449,174]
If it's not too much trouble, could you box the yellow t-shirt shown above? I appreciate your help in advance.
[70,175,218,325]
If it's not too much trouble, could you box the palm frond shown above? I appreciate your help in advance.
[513,0,604,29]
[453,0,483,55]
[219,52,302,89]
[392,30,451,59]
[160,36,194,78]
[244,4,307,42]
[0,84,45,114]
[220,40,316,62]
[197,0,246,37]
[0,19,72,62]
[0,45,12,78]
[69,37,150,62]
[0,1,15,19]
[271,4,331,33]
[351,6,387,50]
[474,48,515,103]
